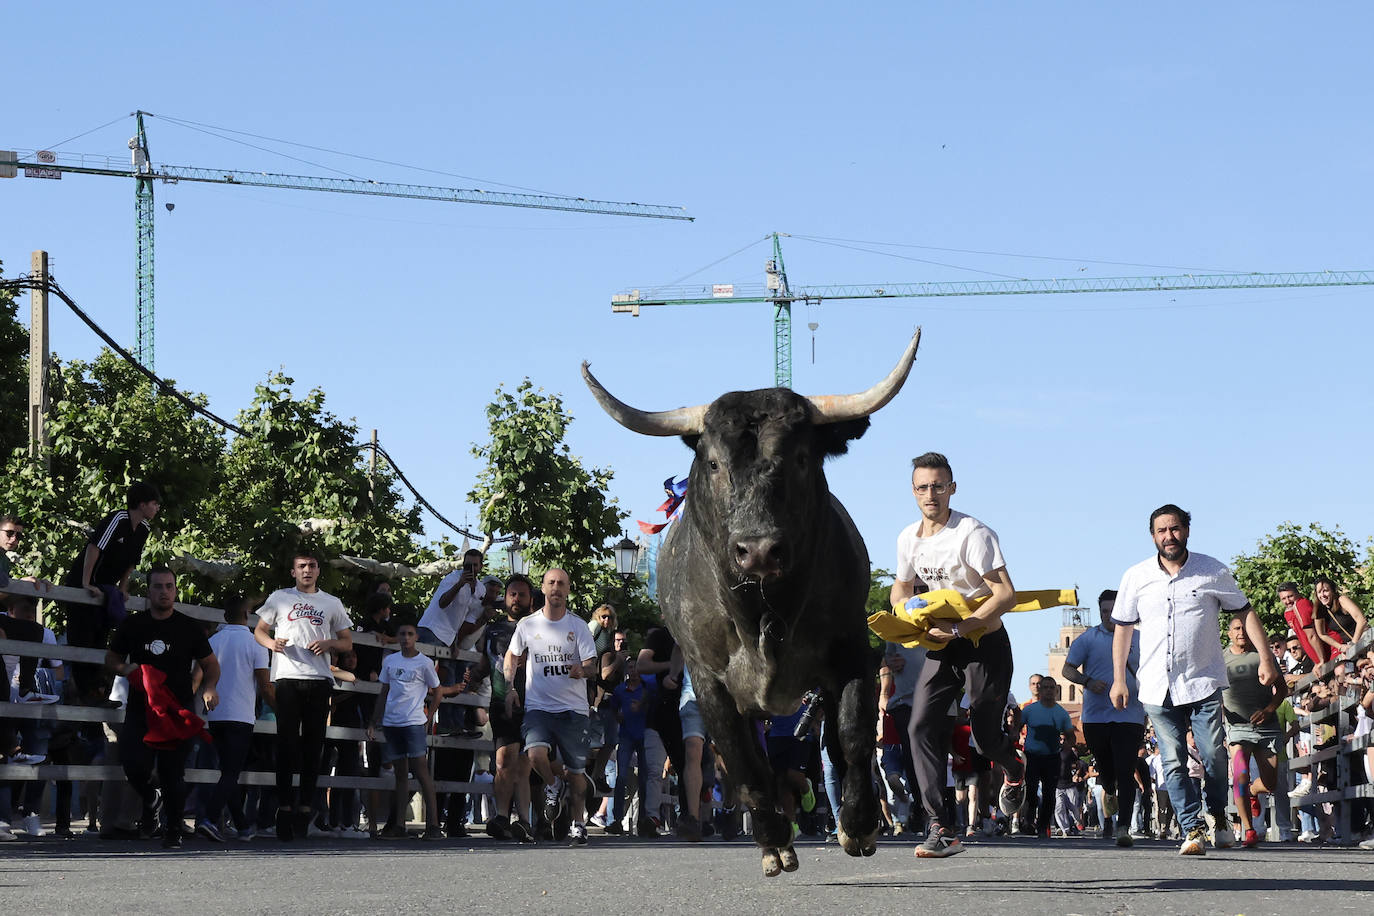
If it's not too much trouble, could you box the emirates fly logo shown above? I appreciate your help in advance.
[287,602,326,627]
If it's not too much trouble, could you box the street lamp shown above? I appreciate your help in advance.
[613,536,640,582]
[505,539,529,577]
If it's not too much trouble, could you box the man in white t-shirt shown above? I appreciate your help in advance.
[253,552,352,841]
[196,596,272,842]
[504,567,597,846]
[418,548,489,731]
[891,452,1024,859]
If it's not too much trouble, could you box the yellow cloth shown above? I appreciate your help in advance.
[867,588,1079,651]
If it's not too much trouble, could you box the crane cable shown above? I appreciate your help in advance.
[0,273,490,543]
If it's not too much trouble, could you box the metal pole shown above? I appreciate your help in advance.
[28,250,50,467]
[368,429,378,503]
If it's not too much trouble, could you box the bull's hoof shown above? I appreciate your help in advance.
[779,845,799,872]
[761,848,783,878]
[837,826,880,858]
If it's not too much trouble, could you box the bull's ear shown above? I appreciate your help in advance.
[681,434,701,452]
[817,417,870,457]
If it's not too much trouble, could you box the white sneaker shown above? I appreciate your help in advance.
[587,813,606,828]
[0,821,17,842]
[1213,825,1236,849]
[21,814,43,837]
[1359,836,1374,850]
[568,822,588,846]
[1290,778,1313,799]
[1297,830,1318,843]
[339,826,369,840]
[18,692,61,704]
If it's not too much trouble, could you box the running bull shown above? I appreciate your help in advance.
[582,329,921,876]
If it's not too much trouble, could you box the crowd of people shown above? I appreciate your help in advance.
[3,475,1373,858]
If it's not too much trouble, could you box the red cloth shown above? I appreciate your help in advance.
[138,664,211,750]
[1284,598,1323,663]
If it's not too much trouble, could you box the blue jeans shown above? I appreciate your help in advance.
[1142,689,1228,834]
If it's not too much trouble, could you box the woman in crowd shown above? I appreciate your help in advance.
[1312,576,1367,656]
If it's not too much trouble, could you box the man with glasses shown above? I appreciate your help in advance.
[1109,504,1280,856]
[1,515,26,584]
[893,452,1025,859]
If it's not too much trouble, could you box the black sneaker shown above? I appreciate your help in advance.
[161,829,183,850]
[568,822,588,846]
[508,819,535,844]
[485,815,511,840]
[543,780,564,826]
[604,821,624,836]
[915,824,965,859]
[276,807,295,843]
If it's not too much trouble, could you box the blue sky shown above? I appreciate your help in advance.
[4,3,1373,680]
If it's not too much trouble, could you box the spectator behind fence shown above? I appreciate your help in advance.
[62,482,161,703]
[196,595,272,843]
[104,566,219,849]
[1,514,50,591]
[253,551,352,842]
[1278,582,1323,666]
[368,623,442,839]
[1312,576,1367,658]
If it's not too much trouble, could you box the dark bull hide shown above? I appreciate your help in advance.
[582,329,921,877]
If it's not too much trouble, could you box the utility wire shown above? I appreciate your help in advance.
[154,112,568,197]
[0,274,480,542]
[789,233,1237,274]
[45,114,129,153]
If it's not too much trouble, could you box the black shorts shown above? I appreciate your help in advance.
[766,736,810,774]
[490,706,524,749]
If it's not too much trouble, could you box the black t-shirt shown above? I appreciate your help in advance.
[353,616,397,683]
[64,510,151,587]
[109,611,212,705]
[643,626,681,732]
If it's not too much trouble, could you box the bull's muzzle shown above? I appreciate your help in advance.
[735,534,788,579]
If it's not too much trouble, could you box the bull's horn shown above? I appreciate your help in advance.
[806,328,921,423]
[582,361,707,436]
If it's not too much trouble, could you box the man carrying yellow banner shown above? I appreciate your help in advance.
[891,452,1027,860]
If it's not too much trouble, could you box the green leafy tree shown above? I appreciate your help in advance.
[1232,522,1372,634]
[469,379,632,619]
[197,372,425,603]
[0,350,228,605]
[0,261,29,459]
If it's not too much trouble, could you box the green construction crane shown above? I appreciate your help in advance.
[611,232,1374,388]
[3,111,693,371]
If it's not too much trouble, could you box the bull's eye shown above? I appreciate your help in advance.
[709,460,720,472]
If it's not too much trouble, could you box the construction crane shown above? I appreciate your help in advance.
[2,111,693,371]
[611,232,1374,388]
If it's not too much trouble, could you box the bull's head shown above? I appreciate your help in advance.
[583,329,921,582]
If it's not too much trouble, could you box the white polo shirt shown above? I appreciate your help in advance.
[1112,550,1250,706]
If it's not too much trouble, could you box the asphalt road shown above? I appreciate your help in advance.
[3,830,1372,915]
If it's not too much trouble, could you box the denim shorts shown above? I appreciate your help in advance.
[680,698,707,741]
[383,724,429,762]
[522,709,591,774]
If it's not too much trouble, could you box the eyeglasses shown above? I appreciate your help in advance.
[0,528,23,539]
[913,482,953,495]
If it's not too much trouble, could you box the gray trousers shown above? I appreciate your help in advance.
[907,628,1015,828]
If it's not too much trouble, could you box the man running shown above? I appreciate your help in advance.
[892,452,1025,859]
[504,568,598,847]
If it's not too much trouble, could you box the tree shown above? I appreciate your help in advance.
[1231,522,1372,634]
[0,260,29,459]
[469,379,631,618]
[195,371,426,604]
[0,350,229,604]
[0,352,429,616]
